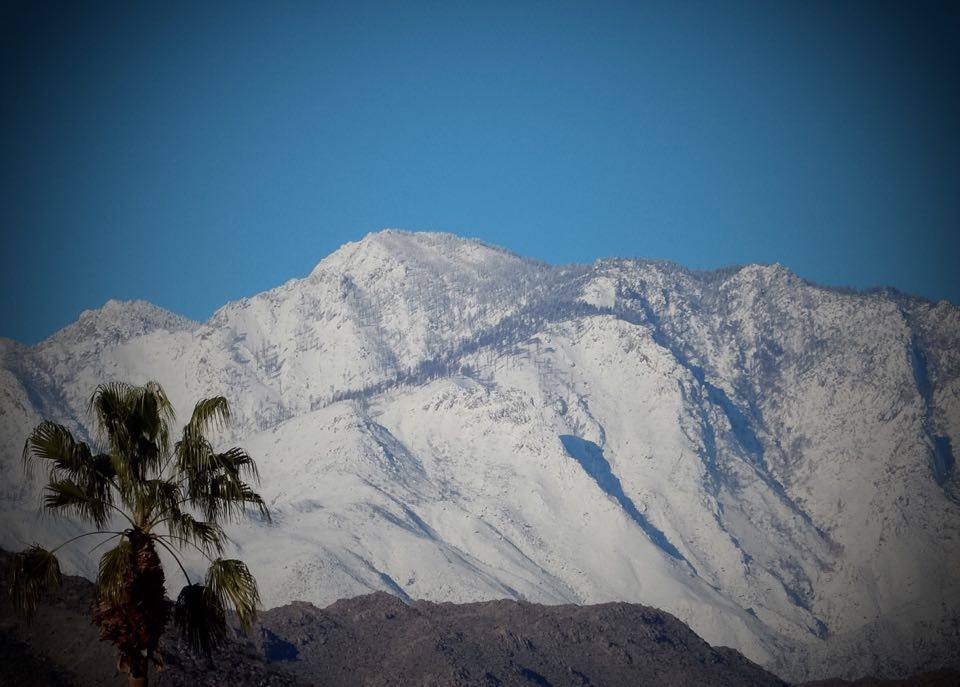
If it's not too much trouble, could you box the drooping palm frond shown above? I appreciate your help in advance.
[176,413,269,524]
[166,511,226,556]
[205,558,260,630]
[86,451,118,498]
[89,381,175,482]
[194,475,270,523]
[43,478,112,527]
[89,381,136,445]
[136,381,176,452]
[175,397,230,476]
[96,537,133,604]
[187,397,231,435]
[212,447,260,482]
[23,422,117,517]
[23,421,88,473]
[173,583,227,657]
[23,422,115,481]
[134,478,181,524]
[175,431,215,482]
[9,545,62,618]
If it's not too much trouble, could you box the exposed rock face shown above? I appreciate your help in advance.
[1,230,958,682]
[255,593,786,687]
[0,555,786,686]
[800,674,960,687]
[3,557,956,686]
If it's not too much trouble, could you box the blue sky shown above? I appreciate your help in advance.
[2,1,958,343]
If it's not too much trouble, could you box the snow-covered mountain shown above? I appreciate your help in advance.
[1,230,958,682]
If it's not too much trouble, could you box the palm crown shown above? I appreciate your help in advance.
[10,381,269,686]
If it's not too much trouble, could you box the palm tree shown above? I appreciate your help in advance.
[9,381,269,687]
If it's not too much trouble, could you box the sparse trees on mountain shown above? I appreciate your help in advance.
[9,381,269,687]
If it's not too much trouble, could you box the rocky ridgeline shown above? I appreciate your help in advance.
[3,555,958,687]
[0,552,785,686]
[1,231,958,682]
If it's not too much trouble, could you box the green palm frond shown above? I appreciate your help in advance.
[205,558,260,630]
[22,421,87,472]
[138,381,176,450]
[213,447,260,482]
[187,397,231,435]
[194,475,270,523]
[44,479,112,527]
[9,545,62,618]
[96,537,132,604]
[23,422,114,482]
[177,434,269,524]
[136,478,181,522]
[88,451,118,486]
[173,583,227,657]
[175,431,216,479]
[174,397,230,477]
[23,422,117,519]
[132,381,175,463]
[167,511,226,556]
[89,381,135,442]
[89,381,175,480]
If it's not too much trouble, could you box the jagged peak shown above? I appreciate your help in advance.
[41,299,196,348]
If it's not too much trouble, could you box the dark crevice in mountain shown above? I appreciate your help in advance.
[627,286,766,465]
[559,435,688,565]
[931,435,956,487]
[368,503,433,539]
[906,329,956,487]
[362,484,438,541]
[700,375,765,459]
[260,627,298,661]
[341,275,403,373]
[519,666,554,686]
[812,618,829,640]
[349,553,414,604]
[677,379,721,493]
[778,576,812,612]
[362,418,428,484]
[909,330,933,410]
[627,286,829,541]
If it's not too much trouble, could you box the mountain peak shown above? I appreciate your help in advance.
[2,231,959,684]
[42,299,196,348]
[309,229,537,278]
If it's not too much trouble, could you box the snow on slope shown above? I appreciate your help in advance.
[1,230,958,682]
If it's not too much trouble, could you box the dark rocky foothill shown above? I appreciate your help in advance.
[0,554,954,686]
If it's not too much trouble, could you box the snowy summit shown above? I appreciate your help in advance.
[1,230,958,683]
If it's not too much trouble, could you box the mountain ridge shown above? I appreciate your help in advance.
[1,230,958,682]
[21,230,953,350]
[0,549,791,686]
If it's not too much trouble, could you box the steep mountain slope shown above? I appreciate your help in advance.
[1,230,957,682]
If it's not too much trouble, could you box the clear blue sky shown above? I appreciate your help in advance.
[2,1,958,343]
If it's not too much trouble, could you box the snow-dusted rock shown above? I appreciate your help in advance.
[1,230,957,682]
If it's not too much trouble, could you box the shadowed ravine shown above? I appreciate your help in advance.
[559,435,686,562]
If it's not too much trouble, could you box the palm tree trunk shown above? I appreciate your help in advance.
[95,532,169,687]
[128,671,147,687]
[117,652,148,686]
